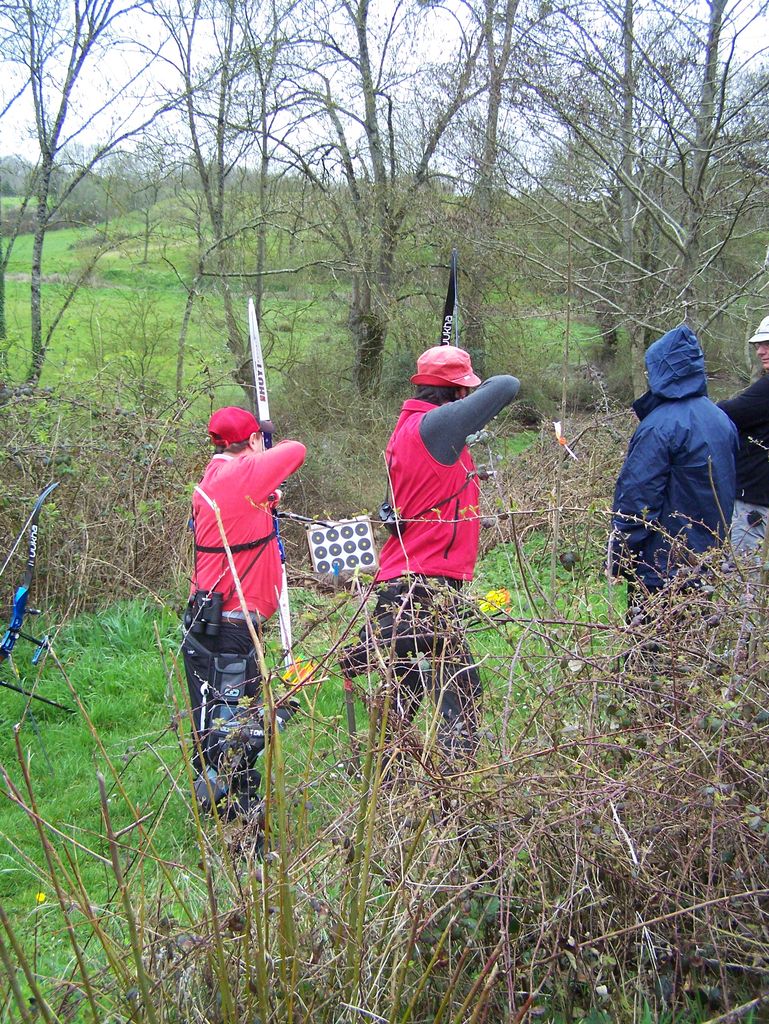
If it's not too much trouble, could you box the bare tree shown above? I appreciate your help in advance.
[151,0,297,402]
[0,0,172,384]
[119,137,180,264]
[239,0,301,325]
[499,0,769,390]
[435,0,525,360]
[475,0,521,210]
[277,0,483,393]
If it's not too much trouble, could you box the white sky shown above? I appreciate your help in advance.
[0,0,767,165]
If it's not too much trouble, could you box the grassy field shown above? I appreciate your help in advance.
[3,213,339,398]
[2,205,601,419]
[1,552,564,911]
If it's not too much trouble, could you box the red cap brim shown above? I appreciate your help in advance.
[410,370,481,387]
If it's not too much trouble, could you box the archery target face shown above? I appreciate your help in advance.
[306,517,378,575]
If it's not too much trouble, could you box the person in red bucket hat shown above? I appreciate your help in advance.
[340,346,519,764]
[410,346,482,388]
[182,406,306,819]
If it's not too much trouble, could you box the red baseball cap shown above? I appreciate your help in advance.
[208,407,259,446]
[410,346,481,387]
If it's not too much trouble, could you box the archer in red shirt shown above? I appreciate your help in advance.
[182,406,305,819]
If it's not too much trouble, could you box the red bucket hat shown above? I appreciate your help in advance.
[208,407,259,446]
[410,346,481,387]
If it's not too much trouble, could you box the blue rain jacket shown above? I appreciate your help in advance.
[610,325,738,590]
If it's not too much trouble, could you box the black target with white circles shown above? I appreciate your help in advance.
[306,517,378,574]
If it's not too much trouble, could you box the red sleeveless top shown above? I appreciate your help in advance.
[376,400,480,582]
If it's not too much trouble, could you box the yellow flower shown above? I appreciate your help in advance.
[35,892,47,905]
[281,659,318,686]
[479,588,511,614]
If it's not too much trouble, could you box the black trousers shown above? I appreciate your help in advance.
[181,621,261,773]
[340,578,481,755]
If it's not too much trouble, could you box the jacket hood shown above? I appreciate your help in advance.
[644,325,707,400]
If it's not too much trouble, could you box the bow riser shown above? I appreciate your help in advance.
[1,482,72,711]
[6,585,30,636]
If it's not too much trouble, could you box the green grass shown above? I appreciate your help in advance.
[0,196,27,213]
[0,588,357,886]
[500,429,539,457]
[0,588,374,1007]
[0,603,183,903]
[1,194,589,408]
[0,527,553,899]
[2,211,337,388]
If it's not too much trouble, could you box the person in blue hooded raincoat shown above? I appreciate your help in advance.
[609,325,738,599]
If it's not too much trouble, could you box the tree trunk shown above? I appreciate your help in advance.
[176,276,201,399]
[476,0,519,213]
[680,0,727,326]
[350,276,386,393]
[0,195,5,343]
[143,208,151,264]
[254,69,271,325]
[596,303,619,360]
[620,0,645,394]
[29,167,52,383]
[0,240,5,346]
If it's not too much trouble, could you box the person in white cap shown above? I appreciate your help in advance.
[718,316,769,556]
[340,346,519,762]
